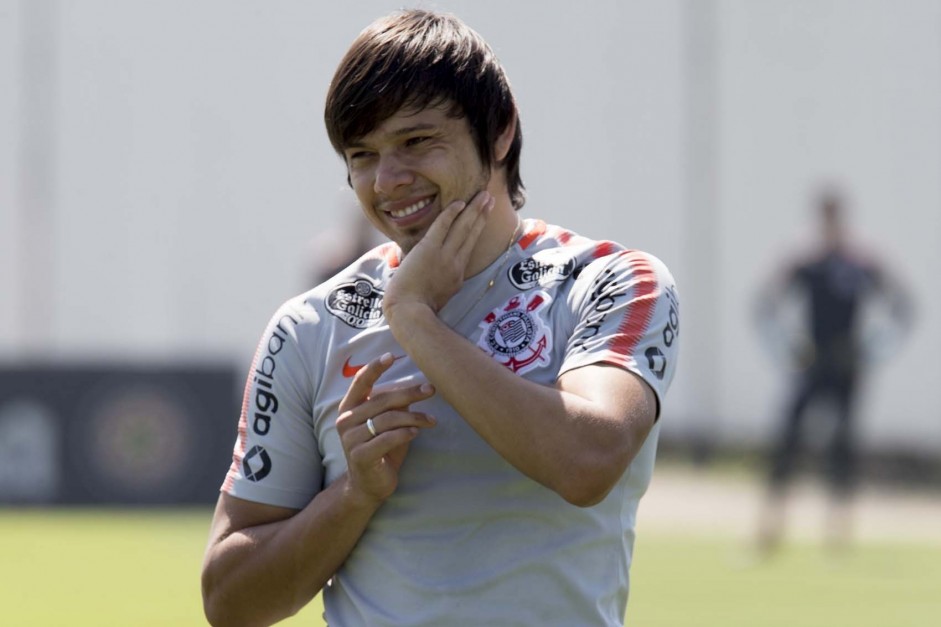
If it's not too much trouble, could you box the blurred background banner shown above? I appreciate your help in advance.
[0,364,237,504]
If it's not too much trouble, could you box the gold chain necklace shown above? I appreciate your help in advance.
[452,217,523,326]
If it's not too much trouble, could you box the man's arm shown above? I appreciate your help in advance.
[201,479,379,627]
[386,302,655,506]
[381,197,659,506]
[201,356,436,627]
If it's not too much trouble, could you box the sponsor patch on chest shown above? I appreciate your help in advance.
[476,291,553,374]
[326,279,384,329]
[508,253,576,290]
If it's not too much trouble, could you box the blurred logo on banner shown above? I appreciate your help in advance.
[0,399,59,501]
[0,364,238,505]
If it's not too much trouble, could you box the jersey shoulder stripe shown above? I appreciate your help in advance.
[609,250,662,358]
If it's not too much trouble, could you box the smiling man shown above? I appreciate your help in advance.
[202,10,679,627]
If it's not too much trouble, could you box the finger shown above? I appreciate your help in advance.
[338,352,395,412]
[348,426,422,467]
[421,199,467,247]
[348,409,436,448]
[363,381,436,417]
[336,382,436,436]
[453,194,494,261]
[441,191,491,252]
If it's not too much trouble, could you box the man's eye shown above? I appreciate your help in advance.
[347,151,374,162]
[405,136,430,147]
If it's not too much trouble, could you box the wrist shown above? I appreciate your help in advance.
[383,300,437,334]
[338,474,386,514]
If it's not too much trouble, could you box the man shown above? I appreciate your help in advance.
[202,10,679,626]
[755,187,912,553]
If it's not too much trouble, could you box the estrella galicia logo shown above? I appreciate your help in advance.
[509,255,576,290]
[242,445,272,482]
[326,279,384,329]
[645,346,667,380]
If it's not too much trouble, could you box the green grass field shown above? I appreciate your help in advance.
[1,508,938,626]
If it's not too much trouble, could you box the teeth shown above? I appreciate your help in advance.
[390,197,431,218]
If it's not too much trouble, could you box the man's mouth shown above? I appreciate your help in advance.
[389,196,433,219]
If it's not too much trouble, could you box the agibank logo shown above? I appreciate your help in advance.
[477,291,553,375]
[242,445,272,482]
[327,279,384,329]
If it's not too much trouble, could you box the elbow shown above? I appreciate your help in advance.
[553,448,636,508]
[554,466,623,508]
[202,596,260,627]
[202,566,302,627]
[561,489,609,508]
[201,570,249,627]
[201,573,229,627]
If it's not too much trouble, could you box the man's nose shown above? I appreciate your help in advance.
[374,152,414,195]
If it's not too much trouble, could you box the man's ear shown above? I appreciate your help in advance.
[494,112,517,163]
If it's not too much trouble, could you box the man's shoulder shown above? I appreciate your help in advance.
[521,219,625,258]
[270,245,393,337]
[520,219,673,282]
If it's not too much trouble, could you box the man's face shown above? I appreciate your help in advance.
[343,103,490,255]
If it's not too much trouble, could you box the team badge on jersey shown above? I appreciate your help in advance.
[326,279,384,329]
[476,291,553,375]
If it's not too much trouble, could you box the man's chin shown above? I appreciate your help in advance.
[394,225,432,256]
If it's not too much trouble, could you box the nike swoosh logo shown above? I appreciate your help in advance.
[342,355,405,378]
[342,357,365,378]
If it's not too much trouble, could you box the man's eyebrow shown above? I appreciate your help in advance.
[389,122,439,136]
[347,123,440,149]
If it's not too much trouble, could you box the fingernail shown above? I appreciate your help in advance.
[420,383,434,394]
[380,352,394,365]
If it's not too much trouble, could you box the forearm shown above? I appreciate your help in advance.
[202,476,380,627]
[388,304,651,505]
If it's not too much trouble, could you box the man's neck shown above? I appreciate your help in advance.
[465,194,521,278]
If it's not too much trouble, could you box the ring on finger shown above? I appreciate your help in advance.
[366,417,379,438]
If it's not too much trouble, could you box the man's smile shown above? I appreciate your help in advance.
[389,196,433,219]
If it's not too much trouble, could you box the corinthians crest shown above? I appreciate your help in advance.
[476,291,553,374]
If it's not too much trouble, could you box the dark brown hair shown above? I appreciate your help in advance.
[324,10,525,209]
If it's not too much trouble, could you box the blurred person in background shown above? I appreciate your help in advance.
[754,185,913,555]
[201,9,679,626]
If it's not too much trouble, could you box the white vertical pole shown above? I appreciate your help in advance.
[683,0,720,456]
[17,0,58,355]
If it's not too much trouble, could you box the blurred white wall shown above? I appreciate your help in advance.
[1,0,938,452]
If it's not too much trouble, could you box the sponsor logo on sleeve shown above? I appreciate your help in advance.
[508,255,576,290]
[662,285,679,348]
[645,347,667,380]
[242,445,272,482]
[647,285,679,380]
[326,279,385,329]
[573,268,628,351]
[243,313,300,482]
[476,291,553,375]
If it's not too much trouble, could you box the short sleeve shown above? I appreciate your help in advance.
[560,250,680,413]
[221,303,323,509]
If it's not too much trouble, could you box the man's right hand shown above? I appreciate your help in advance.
[336,352,437,505]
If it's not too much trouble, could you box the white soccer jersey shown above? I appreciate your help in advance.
[223,218,680,626]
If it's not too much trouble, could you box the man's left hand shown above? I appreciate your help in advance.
[383,190,494,320]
